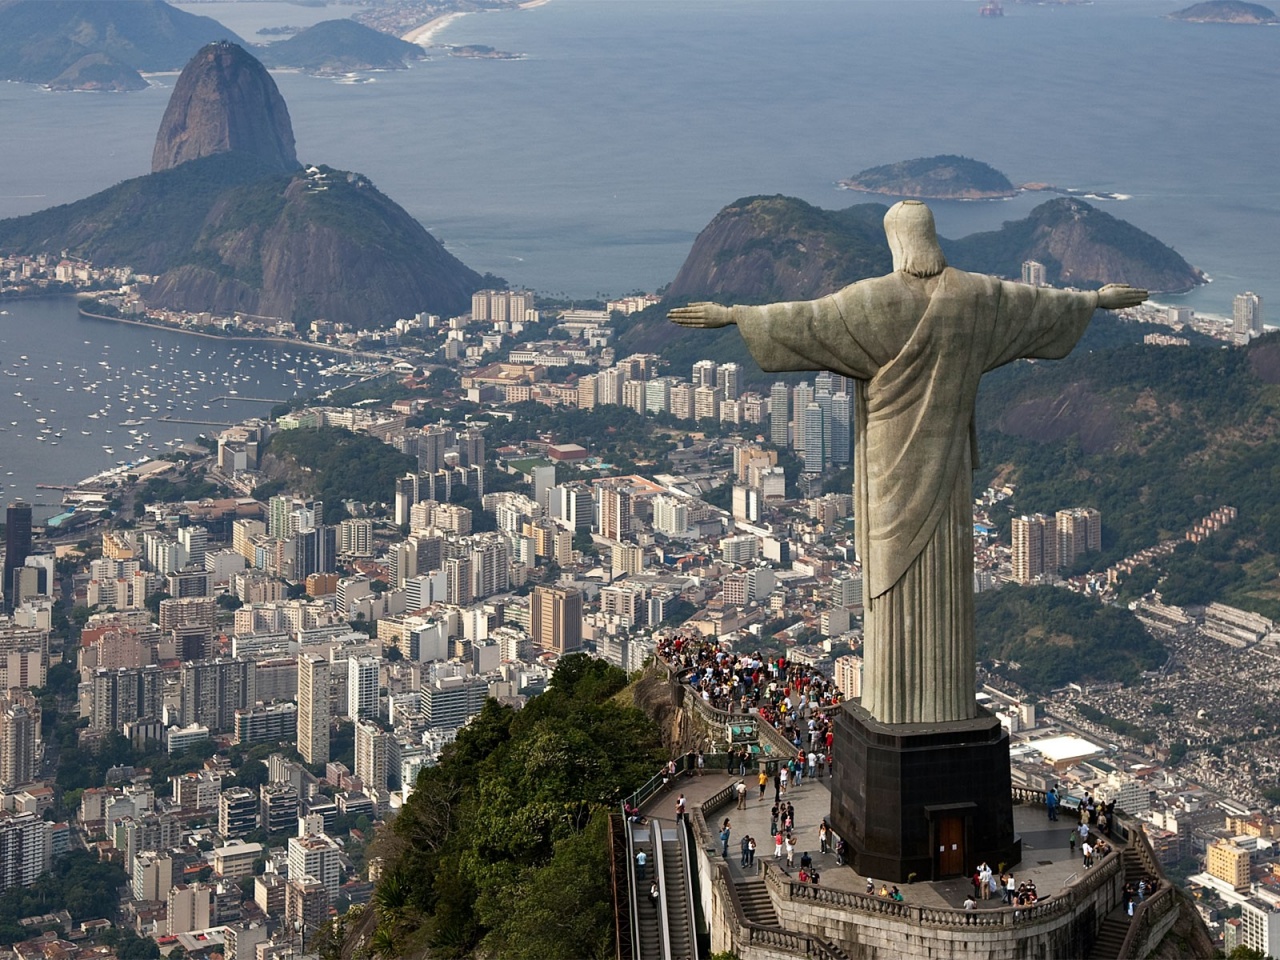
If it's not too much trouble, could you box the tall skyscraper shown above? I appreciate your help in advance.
[297,655,330,766]
[1234,292,1264,339]
[0,696,37,789]
[354,719,388,793]
[181,659,256,733]
[346,656,379,721]
[91,666,162,731]
[792,383,814,454]
[1055,507,1102,568]
[769,382,790,448]
[3,502,32,614]
[830,392,852,465]
[692,359,717,389]
[597,484,632,542]
[1011,514,1058,584]
[802,402,827,473]
[532,585,583,654]
[1021,260,1047,287]
[717,362,741,400]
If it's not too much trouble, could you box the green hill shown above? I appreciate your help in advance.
[261,19,427,74]
[975,586,1165,693]
[978,332,1280,617]
[0,0,246,88]
[1168,0,1277,22]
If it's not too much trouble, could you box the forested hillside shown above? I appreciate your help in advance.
[326,656,664,960]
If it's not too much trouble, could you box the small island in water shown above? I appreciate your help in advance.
[1167,0,1278,23]
[839,155,1018,200]
[448,44,523,60]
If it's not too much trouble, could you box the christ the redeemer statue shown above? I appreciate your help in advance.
[671,200,1146,725]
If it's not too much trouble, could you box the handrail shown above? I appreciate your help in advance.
[622,803,642,960]
[675,816,701,960]
[651,818,674,960]
[758,848,1123,930]
[1115,816,1178,959]
[713,861,847,959]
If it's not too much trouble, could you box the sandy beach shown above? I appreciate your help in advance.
[401,11,470,47]
[401,0,551,47]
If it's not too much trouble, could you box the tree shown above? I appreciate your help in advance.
[144,591,171,616]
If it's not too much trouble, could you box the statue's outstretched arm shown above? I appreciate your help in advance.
[668,302,735,329]
[1095,284,1148,310]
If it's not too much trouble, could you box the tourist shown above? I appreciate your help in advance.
[964,895,977,911]
[835,838,847,866]
[650,880,660,904]
[785,836,795,868]
[979,862,992,899]
[747,835,757,866]
[740,834,751,867]
[635,850,647,881]
[798,867,809,883]
[891,886,903,902]
[780,765,789,794]
[774,831,784,860]
[1003,873,1015,905]
[759,767,768,800]
[736,780,747,809]
[720,821,731,858]
[866,878,875,895]
[696,750,704,776]
[675,793,686,823]
[1046,786,1059,821]
[818,821,829,855]
[800,851,812,871]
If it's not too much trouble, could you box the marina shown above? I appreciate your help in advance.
[0,296,357,511]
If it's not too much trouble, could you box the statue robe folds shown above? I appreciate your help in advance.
[734,267,1098,724]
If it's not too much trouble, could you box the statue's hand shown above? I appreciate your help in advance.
[1096,284,1148,310]
[668,302,735,329]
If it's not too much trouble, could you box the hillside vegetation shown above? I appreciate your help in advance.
[261,427,416,523]
[975,586,1166,693]
[329,656,663,960]
[978,332,1280,616]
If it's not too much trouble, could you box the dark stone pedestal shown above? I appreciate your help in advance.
[829,701,1021,884]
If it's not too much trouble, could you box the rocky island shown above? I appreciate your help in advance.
[0,41,483,327]
[839,155,1018,200]
[448,44,523,61]
[1167,0,1278,22]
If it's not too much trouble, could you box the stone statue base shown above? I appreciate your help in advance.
[830,701,1021,883]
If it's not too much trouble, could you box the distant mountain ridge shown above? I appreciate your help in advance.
[0,0,246,89]
[0,42,484,327]
[665,194,1202,306]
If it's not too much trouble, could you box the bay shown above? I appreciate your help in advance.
[0,298,333,515]
[1,0,1278,500]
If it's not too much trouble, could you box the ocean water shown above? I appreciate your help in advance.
[0,0,1277,498]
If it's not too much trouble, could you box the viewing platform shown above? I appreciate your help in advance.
[620,660,1183,960]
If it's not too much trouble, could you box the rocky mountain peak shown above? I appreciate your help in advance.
[152,40,298,174]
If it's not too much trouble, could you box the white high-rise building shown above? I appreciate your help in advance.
[287,833,342,900]
[769,382,789,448]
[1021,260,1047,287]
[692,359,717,388]
[802,402,826,473]
[354,719,388,793]
[717,362,741,400]
[346,656,380,721]
[1234,291,1264,339]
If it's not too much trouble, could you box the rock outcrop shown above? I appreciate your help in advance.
[840,155,1018,200]
[665,194,1203,306]
[947,197,1205,294]
[152,40,298,174]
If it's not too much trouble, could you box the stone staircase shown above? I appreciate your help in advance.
[736,878,780,926]
[1085,847,1149,960]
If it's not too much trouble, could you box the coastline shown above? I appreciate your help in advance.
[402,11,470,46]
[75,300,393,361]
[401,0,551,47]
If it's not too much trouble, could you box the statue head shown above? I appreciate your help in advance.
[884,200,947,278]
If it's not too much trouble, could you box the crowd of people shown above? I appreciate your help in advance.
[652,635,1157,918]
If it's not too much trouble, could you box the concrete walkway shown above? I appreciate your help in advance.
[642,769,1114,912]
